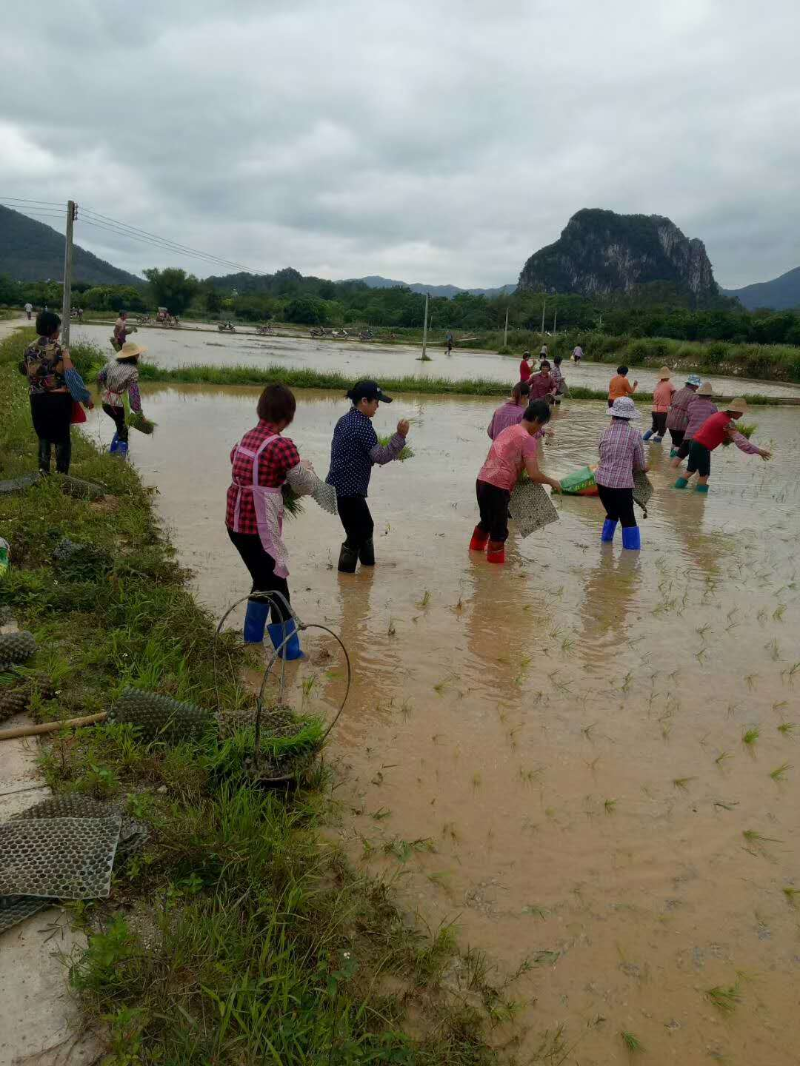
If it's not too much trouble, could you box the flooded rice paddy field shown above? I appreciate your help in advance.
[73,321,800,399]
[83,386,800,1064]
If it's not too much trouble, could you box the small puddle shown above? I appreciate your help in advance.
[82,383,800,1063]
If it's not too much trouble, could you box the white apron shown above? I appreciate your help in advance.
[229,434,290,578]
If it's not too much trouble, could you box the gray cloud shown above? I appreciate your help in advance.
[2,0,799,288]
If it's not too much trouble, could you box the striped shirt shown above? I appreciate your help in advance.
[98,361,142,413]
[487,400,526,439]
[666,386,696,431]
[596,421,645,489]
[684,397,717,440]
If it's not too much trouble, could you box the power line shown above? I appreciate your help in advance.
[0,195,63,207]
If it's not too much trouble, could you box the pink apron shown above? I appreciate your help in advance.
[229,434,290,578]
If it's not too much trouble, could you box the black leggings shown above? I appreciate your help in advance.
[338,496,374,550]
[597,484,637,528]
[227,529,291,623]
[650,411,667,435]
[476,479,511,543]
[30,392,72,474]
[103,403,128,443]
[668,428,685,448]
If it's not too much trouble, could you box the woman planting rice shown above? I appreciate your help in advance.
[226,384,319,659]
[487,381,531,439]
[670,382,717,469]
[665,374,701,455]
[596,397,648,551]
[470,400,560,565]
[674,399,771,492]
[97,341,148,458]
[642,366,675,443]
[326,380,410,573]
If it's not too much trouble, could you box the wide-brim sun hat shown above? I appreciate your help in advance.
[727,397,747,414]
[608,397,639,420]
[116,341,147,360]
[658,365,672,379]
[698,382,713,396]
[686,374,702,386]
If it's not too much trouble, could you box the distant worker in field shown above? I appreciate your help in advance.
[540,344,549,359]
[674,399,771,493]
[572,345,583,363]
[642,366,675,443]
[608,365,638,409]
[446,332,454,353]
[326,380,410,573]
[112,310,136,352]
[97,340,147,459]
[519,350,533,383]
[551,355,566,404]
[24,301,33,321]
[665,373,701,455]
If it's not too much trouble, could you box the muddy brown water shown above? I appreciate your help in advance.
[73,321,800,399]
[83,386,800,1064]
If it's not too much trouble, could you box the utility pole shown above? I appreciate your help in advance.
[553,305,557,334]
[503,306,509,348]
[60,200,77,347]
[421,292,429,359]
[540,298,546,337]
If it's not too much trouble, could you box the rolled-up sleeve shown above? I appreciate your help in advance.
[369,432,405,465]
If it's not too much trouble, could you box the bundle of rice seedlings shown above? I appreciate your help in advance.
[282,485,304,517]
[378,435,414,461]
[205,713,325,783]
[737,422,757,439]
[126,411,157,435]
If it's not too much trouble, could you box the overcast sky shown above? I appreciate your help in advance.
[2,0,799,289]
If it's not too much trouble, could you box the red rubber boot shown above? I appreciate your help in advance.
[486,540,505,564]
[469,525,489,551]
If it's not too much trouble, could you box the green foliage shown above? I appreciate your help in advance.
[142,266,199,314]
[284,294,328,325]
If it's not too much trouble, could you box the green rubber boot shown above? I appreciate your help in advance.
[669,448,678,458]
[674,477,689,489]
[695,484,709,493]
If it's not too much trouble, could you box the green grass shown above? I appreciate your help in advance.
[0,328,515,1065]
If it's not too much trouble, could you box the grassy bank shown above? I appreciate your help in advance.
[0,329,539,1064]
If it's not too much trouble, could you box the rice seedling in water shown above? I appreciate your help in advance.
[786,661,800,683]
[383,837,435,863]
[532,949,560,966]
[417,589,431,609]
[742,727,759,746]
[621,1030,643,1052]
[706,982,741,1014]
[765,639,781,661]
[673,777,695,791]
[521,904,549,919]
[715,751,733,766]
[769,762,791,781]
[604,798,617,814]
[472,771,482,789]
[744,674,759,690]
[773,604,786,622]
[371,807,392,820]
[777,722,796,736]
[742,830,781,844]
[387,618,397,637]
[783,887,800,905]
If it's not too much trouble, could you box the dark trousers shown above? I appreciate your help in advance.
[103,403,128,443]
[338,496,374,550]
[668,428,685,447]
[227,528,291,623]
[650,411,667,435]
[597,484,637,528]
[476,479,511,543]
[686,441,712,478]
[30,392,72,474]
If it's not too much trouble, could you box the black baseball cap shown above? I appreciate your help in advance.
[346,379,393,403]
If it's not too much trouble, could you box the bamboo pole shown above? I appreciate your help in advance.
[0,712,107,742]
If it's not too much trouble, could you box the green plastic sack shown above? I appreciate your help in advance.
[559,465,598,496]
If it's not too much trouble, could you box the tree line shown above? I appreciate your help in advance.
[2,268,800,347]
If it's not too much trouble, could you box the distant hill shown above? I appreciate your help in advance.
[518,209,720,306]
[722,266,800,311]
[0,205,144,286]
[351,276,517,299]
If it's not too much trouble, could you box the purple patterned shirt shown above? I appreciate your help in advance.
[596,421,645,489]
[684,397,718,440]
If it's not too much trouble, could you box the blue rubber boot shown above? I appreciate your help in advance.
[695,484,709,494]
[109,432,119,453]
[116,441,129,460]
[622,526,641,550]
[243,600,269,644]
[674,477,688,489]
[642,429,653,441]
[267,618,305,661]
[601,519,617,543]
[651,436,663,444]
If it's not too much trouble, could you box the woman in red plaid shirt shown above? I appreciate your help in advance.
[226,384,317,659]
